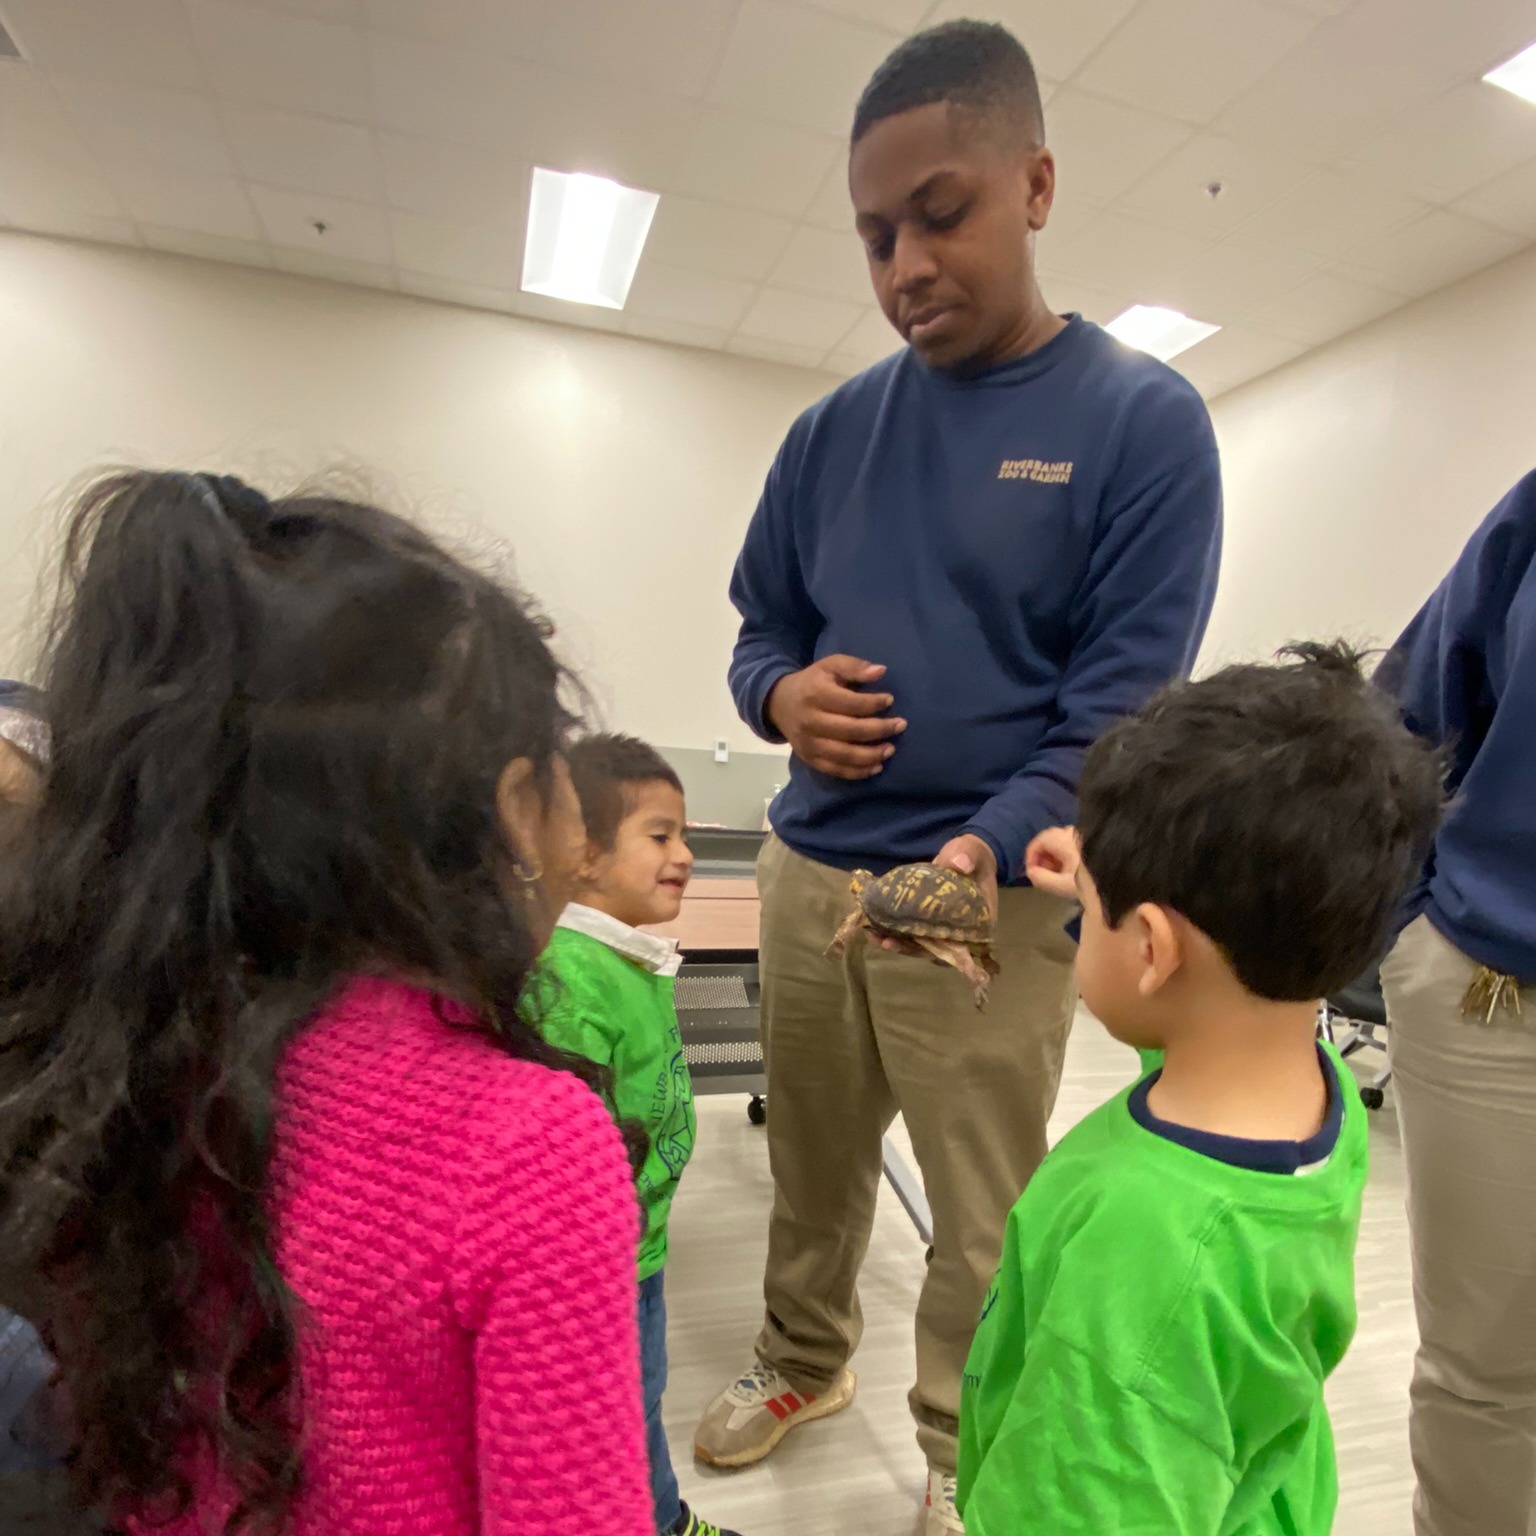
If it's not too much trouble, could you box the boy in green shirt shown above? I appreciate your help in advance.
[959,644,1443,1535]
[540,735,739,1536]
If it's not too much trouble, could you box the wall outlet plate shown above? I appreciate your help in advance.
[714,739,730,763]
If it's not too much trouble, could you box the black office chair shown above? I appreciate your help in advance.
[1319,965,1391,1109]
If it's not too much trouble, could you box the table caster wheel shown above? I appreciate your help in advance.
[748,1096,767,1126]
[1360,1086,1385,1110]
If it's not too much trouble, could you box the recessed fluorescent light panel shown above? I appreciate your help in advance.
[1105,304,1221,362]
[521,168,659,310]
[1484,39,1536,107]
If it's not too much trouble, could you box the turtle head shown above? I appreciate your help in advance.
[849,869,873,898]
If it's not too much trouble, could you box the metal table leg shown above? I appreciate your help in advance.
[881,1135,932,1249]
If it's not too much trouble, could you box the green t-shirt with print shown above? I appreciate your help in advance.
[958,1042,1367,1536]
[538,923,697,1281]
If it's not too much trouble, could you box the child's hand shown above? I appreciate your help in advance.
[1025,826,1080,900]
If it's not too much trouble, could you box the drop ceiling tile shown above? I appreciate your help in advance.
[921,0,1140,82]
[0,69,106,177]
[737,286,863,348]
[1045,88,1193,206]
[803,158,854,232]
[0,0,202,88]
[510,290,626,331]
[378,133,525,229]
[1210,14,1453,161]
[1171,236,1323,320]
[1344,84,1536,205]
[188,1,371,121]
[113,169,261,240]
[625,262,757,329]
[1244,269,1401,344]
[227,0,362,19]
[1264,0,1356,14]
[272,248,396,290]
[1236,169,1427,263]
[367,28,541,148]
[52,79,235,178]
[223,103,381,202]
[1114,132,1316,236]
[1454,157,1536,240]
[525,74,700,190]
[389,210,522,289]
[833,306,901,365]
[1077,0,1316,126]
[1048,209,1216,305]
[361,0,547,61]
[139,223,275,267]
[802,0,930,31]
[541,0,740,99]
[622,314,733,352]
[249,183,393,262]
[769,224,871,302]
[1167,324,1304,391]
[1339,0,1536,84]
[643,196,796,282]
[1341,209,1528,299]
[727,333,833,370]
[397,270,517,311]
[0,130,132,238]
[674,109,841,219]
[707,0,894,139]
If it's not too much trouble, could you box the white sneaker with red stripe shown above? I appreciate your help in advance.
[924,1469,964,1533]
[693,1360,856,1468]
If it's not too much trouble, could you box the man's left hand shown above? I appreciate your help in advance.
[934,833,999,922]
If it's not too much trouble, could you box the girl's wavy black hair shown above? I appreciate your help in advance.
[0,471,614,1533]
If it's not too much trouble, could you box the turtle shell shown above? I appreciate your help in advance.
[857,863,991,941]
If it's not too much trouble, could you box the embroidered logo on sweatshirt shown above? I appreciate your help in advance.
[998,458,1073,484]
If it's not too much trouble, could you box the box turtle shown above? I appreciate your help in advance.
[828,863,1000,1008]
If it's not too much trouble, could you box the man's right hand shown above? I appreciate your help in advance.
[767,655,907,781]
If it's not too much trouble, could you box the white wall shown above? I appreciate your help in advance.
[0,232,828,754]
[1204,240,1536,667]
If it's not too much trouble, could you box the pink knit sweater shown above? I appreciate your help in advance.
[134,976,653,1535]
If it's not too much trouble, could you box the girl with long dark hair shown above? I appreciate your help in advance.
[0,472,653,1535]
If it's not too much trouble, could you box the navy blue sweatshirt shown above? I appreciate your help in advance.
[729,317,1223,880]
[1377,471,1536,979]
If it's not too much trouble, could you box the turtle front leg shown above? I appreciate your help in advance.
[827,910,868,957]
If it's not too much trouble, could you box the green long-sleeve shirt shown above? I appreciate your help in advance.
[538,907,697,1282]
[958,1043,1366,1535]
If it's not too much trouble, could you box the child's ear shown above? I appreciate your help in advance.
[1133,903,1183,997]
[576,840,607,886]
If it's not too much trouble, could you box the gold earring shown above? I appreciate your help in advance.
[514,858,544,886]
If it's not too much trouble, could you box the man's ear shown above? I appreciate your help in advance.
[1133,903,1184,998]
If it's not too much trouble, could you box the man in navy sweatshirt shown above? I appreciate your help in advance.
[693,21,1222,1534]
[1376,471,1536,1536]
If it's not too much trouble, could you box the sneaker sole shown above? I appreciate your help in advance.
[694,1370,857,1470]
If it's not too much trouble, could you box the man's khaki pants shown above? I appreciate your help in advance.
[1384,915,1536,1536]
[752,834,1078,1472]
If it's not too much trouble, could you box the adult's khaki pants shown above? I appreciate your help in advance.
[752,834,1077,1472]
[1384,915,1536,1536]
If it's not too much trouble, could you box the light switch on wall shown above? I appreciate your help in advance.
[714,739,730,764]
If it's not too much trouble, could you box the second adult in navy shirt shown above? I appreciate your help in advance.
[730,313,1224,881]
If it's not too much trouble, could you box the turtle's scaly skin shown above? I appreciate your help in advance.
[828,863,1001,1008]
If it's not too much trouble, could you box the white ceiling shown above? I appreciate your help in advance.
[1,0,1534,397]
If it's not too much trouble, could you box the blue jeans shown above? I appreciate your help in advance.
[638,1270,682,1533]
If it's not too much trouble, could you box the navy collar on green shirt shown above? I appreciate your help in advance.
[1128,1044,1344,1175]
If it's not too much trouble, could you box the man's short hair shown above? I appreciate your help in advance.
[566,733,684,853]
[1077,642,1443,1002]
[852,20,1045,148]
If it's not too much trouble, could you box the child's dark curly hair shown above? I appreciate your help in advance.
[0,471,609,1533]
